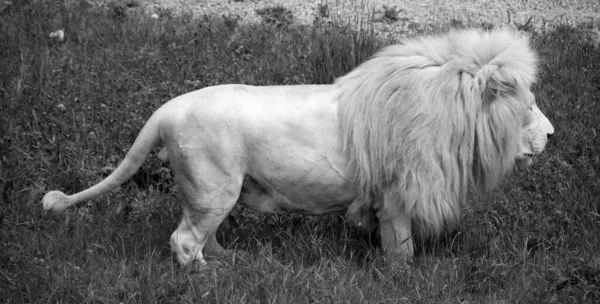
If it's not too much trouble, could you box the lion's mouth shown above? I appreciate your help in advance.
[517,153,535,166]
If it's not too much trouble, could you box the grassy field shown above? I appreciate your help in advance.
[1,1,600,303]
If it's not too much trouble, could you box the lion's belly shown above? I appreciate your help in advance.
[238,145,358,215]
[237,170,356,215]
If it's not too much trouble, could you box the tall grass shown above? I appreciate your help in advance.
[1,1,599,303]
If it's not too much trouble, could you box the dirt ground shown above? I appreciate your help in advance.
[136,0,599,35]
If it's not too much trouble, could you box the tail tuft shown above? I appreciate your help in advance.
[42,190,73,215]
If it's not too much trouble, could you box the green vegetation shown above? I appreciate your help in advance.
[1,1,599,303]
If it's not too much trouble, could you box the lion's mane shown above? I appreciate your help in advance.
[336,29,538,237]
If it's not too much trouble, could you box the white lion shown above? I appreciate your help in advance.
[43,28,554,265]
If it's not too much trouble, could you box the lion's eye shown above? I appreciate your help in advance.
[522,108,535,126]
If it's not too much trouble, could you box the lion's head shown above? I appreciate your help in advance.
[517,102,554,164]
[336,28,554,237]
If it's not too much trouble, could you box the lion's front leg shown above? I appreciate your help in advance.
[376,194,414,260]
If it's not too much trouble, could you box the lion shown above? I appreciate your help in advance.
[42,28,554,266]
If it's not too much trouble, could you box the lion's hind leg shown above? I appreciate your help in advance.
[170,209,226,266]
[170,194,240,266]
[168,160,243,267]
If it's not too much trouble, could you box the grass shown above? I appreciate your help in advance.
[1,0,600,303]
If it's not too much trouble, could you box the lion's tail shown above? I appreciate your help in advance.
[42,110,163,215]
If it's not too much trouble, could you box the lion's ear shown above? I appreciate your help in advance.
[483,78,516,104]
[477,66,517,104]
